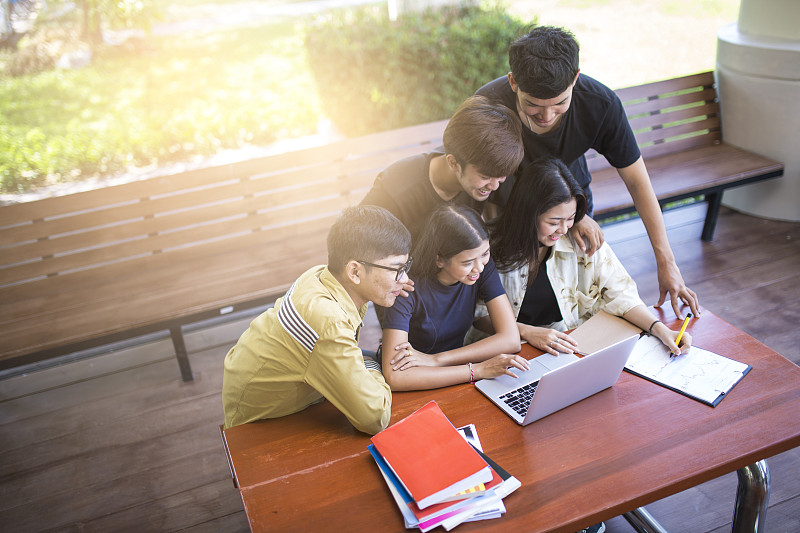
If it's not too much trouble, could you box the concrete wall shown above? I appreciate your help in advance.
[716,0,800,221]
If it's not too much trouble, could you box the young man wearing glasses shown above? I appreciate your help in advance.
[222,206,412,434]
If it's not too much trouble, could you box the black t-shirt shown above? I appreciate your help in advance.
[475,74,641,215]
[516,249,562,327]
[359,150,483,242]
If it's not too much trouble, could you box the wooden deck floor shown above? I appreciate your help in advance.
[1,204,798,532]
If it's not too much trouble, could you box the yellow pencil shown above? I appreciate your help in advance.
[672,312,693,356]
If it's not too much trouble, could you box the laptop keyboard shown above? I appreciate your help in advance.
[499,381,539,417]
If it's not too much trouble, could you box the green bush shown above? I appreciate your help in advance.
[305,4,527,137]
[0,22,320,193]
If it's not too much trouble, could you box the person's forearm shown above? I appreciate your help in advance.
[621,304,659,332]
[435,330,520,366]
[385,364,473,391]
[618,159,675,266]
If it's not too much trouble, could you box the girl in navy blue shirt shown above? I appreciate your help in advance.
[381,205,528,391]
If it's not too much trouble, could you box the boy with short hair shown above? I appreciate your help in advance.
[360,95,524,242]
[222,206,412,434]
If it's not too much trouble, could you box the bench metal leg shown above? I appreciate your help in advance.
[170,326,194,382]
[623,507,669,533]
[732,460,770,533]
[702,191,723,241]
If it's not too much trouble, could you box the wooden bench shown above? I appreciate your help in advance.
[0,120,448,380]
[587,70,784,240]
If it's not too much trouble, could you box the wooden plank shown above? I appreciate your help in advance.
[0,192,346,285]
[0,162,380,262]
[591,144,783,216]
[0,151,384,269]
[0,118,445,229]
[0,178,346,266]
[614,71,714,102]
[632,116,720,146]
[622,87,718,117]
[0,219,330,318]
[0,235,325,334]
[0,166,237,226]
[638,131,722,159]
[628,102,719,134]
[79,478,250,532]
[0,212,334,311]
[0,244,328,360]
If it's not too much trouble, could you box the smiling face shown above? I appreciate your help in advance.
[436,240,491,286]
[509,73,578,134]
[441,154,507,202]
[456,163,506,202]
[537,199,577,247]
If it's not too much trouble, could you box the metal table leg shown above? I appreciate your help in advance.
[623,459,771,533]
[623,507,669,533]
[732,460,771,533]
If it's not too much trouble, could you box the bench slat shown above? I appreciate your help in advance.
[0,213,336,312]
[628,102,719,137]
[0,120,446,228]
[633,115,721,147]
[0,193,348,285]
[0,164,380,283]
[622,87,717,117]
[614,71,715,103]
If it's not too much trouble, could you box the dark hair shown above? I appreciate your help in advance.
[443,96,524,178]
[489,158,586,274]
[509,25,580,99]
[412,205,489,279]
[327,205,411,275]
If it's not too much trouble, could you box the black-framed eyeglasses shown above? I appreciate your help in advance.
[357,257,413,281]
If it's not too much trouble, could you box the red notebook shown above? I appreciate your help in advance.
[370,400,491,509]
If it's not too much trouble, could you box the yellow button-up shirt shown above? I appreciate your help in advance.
[222,266,391,434]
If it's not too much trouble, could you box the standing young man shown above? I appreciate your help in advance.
[476,25,699,318]
[360,95,524,242]
[222,206,412,434]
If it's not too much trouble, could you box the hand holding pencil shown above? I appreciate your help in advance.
[670,312,693,357]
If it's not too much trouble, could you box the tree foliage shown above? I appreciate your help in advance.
[305,4,526,137]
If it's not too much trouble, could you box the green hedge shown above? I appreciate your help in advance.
[305,4,526,137]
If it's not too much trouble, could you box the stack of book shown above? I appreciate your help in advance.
[369,401,521,532]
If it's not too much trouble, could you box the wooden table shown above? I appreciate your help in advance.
[220,307,800,532]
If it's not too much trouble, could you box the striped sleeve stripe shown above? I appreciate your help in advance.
[277,283,319,353]
[364,358,382,372]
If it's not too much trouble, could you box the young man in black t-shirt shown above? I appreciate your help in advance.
[476,25,700,319]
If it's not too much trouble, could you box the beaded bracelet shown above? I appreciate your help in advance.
[467,362,474,383]
[648,319,662,335]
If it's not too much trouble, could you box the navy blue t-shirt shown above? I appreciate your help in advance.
[382,258,506,353]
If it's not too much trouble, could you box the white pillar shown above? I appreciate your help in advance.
[716,0,800,221]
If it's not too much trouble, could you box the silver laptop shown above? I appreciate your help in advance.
[475,335,639,425]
